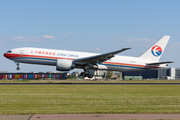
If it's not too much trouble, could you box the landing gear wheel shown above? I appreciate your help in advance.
[85,74,89,77]
[15,62,20,70]
[88,75,93,78]
[81,71,94,78]
[80,72,85,76]
[16,67,20,70]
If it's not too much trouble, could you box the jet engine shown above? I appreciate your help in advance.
[56,59,75,71]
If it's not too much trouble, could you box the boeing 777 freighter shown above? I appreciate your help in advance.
[4,35,173,78]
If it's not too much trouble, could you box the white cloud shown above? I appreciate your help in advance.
[126,38,151,43]
[43,35,55,39]
[12,36,41,42]
[175,42,180,45]
[63,32,77,36]
[110,37,155,47]
[11,35,56,42]
[13,36,23,39]
[29,37,41,42]
[113,37,152,42]
[86,33,94,36]
[13,36,28,42]
[95,48,101,51]
[14,39,29,42]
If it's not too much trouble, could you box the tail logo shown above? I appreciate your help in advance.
[151,45,162,57]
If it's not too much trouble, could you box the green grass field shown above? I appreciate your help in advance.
[0,85,180,114]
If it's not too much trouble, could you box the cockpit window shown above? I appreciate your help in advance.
[7,50,12,53]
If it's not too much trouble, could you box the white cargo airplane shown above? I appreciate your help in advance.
[4,35,173,78]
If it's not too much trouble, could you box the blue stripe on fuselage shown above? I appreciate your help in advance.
[11,57,57,61]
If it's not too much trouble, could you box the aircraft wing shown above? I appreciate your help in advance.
[146,61,174,66]
[74,48,131,65]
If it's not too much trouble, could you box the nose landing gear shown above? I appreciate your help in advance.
[16,67,20,70]
[16,62,20,70]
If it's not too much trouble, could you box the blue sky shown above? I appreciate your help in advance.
[0,0,180,72]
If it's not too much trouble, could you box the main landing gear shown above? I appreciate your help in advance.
[80,72,93,78]
[80,65,97,78]
[16,62,20,70]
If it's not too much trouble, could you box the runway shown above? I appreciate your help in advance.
[0,83,180,85]
[1,114,180,120]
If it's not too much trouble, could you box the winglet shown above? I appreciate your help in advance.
[122,48,131,51]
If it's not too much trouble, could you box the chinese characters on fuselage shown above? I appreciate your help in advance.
[32,51,79,58]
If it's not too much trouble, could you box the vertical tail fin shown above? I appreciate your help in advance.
[139,35,170,61]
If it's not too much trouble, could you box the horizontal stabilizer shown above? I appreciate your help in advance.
[146,61,174,66]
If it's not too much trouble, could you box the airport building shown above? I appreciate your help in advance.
[122,67,180,80]
[0,67,180,80]
[91,67,180,80]
[0,72,67,80]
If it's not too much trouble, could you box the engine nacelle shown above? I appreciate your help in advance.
[56,59,75,71]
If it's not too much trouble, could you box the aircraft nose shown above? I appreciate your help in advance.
[4,53,8,58]
[4,53,11,59]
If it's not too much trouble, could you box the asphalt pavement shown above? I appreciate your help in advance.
[1,114,180,120]
[0,83,180,85]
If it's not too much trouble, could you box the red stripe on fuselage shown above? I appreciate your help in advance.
[4,53,74,60]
